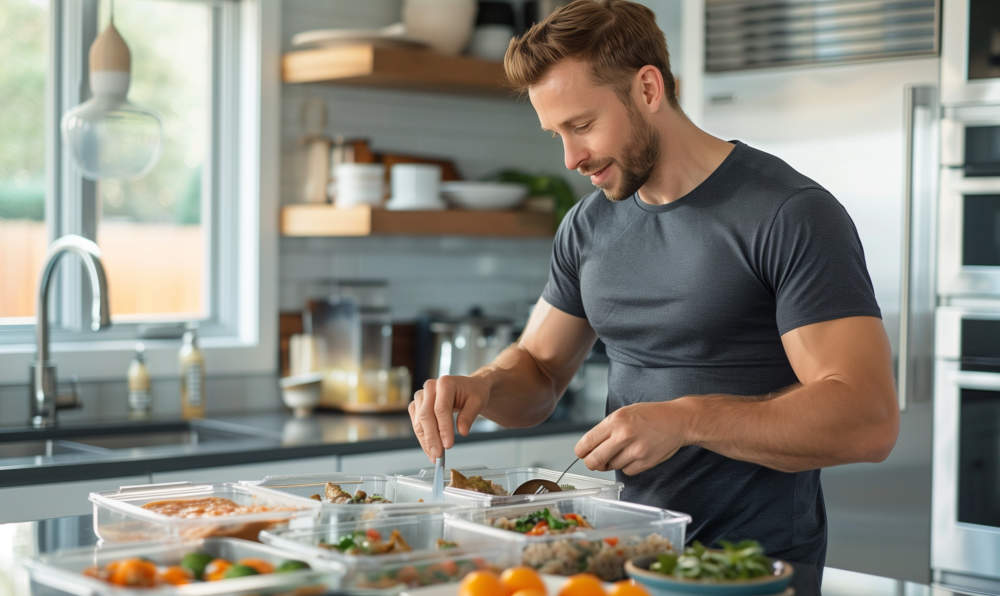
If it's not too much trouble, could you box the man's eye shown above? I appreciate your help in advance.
[574,122,591,134]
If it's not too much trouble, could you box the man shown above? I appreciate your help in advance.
[408,1,899,593]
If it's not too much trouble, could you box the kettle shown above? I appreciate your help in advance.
[421,308,513,380]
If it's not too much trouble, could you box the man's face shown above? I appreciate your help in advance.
[529,59,659,201]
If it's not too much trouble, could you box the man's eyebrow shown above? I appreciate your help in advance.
[541,111,597,132]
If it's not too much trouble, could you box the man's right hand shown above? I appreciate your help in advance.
[409,374,491,461]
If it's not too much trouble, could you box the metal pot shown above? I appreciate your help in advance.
[426,310,513,378]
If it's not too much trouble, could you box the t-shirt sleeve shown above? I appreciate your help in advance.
[541,204,587,318]
[761,188,882,335]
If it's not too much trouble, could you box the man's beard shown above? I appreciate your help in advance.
[594,112,660,202]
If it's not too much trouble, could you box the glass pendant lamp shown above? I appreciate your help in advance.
[61,4,162,180]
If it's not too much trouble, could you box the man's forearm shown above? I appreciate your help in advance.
[474,343,563,428]
[680,378,899,473]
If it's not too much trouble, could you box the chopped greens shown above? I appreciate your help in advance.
[649,540,773,581]
[509,509,589,534]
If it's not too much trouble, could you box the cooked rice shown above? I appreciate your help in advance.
[520,533,673,581]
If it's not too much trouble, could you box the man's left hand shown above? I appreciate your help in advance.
[574,400,691,476]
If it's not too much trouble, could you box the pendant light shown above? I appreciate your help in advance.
[61,1,162,180]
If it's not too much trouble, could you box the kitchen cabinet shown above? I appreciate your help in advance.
[150,455,339,485]
[0,475,149,523]
[280,205,554,238]
[282,44,509,96]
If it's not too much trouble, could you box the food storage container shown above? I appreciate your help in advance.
[89,482,320,543]
[242,473,470,522]
[24,536,344,596]
[260,513,518,593]
[444,496,691,582]
[396,466,623,506]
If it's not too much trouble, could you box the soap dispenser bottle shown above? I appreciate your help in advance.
[127,342,151,419]
[179,323,205,419]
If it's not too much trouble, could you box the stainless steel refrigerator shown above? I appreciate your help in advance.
[700,56,940,583]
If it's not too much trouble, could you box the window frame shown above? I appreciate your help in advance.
[0,0,278,383]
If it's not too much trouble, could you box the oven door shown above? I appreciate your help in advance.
[942,0,1000,106]
[933,308,1000,586]
[939,109,1000,298]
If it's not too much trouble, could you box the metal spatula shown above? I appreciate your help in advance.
[431,450,445,501]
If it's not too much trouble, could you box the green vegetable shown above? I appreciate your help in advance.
[222,564,260,579]
[649,540,773,581]
[511,508,580,532]
[180,551,213,580]
[276,560,310,573]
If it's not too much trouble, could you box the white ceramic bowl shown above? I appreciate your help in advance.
[403,0,477,55]
[280,372,323,417]
[441,181,528,210]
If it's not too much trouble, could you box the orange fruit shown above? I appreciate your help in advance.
[607,580,650,596]
[557,573,606,596]
[511,589,547,596]
[459,570,505,596]
[500,567,546,596]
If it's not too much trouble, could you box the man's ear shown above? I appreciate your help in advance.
[634,65,665,113]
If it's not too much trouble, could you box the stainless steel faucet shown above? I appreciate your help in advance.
[30,234,111,428]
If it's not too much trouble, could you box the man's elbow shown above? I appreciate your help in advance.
[861,390,900,463]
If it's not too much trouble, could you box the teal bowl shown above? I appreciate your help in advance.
[625,554,794,596]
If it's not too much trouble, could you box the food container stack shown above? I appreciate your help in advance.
[88,482,320,543]
[242,473,467,523]
[444,496,691,582]
[24,537,344,596]
[396,466,623,506]
[260,513,519,592]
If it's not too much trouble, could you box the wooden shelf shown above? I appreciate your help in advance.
[282,44,513,96]
[280,204,554,237]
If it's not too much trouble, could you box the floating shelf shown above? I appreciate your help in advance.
[282,44,513,96]
[280,204,554,237]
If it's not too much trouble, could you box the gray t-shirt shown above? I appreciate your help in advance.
[542,141,880,577]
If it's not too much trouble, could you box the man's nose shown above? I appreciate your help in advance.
[563,138,588,171]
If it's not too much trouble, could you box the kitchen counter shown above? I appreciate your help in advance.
[0,410,597,488]
[0,513,976,596]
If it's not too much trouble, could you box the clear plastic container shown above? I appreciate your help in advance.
[397,466,624,506]
[23,536,344,596]
[89,482,320,543]
[260,513,518,592]
[444,496,691,582]
[242,474,469,523]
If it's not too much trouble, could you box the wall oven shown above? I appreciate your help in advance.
[942,0,1000,105]
[933,307,1000,592]
[939,105,1000,298]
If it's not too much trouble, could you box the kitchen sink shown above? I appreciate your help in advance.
[0,439,103,459]
[70,425,264,450]
[0,420,274,459]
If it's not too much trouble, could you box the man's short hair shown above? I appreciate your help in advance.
[504,0,678,108]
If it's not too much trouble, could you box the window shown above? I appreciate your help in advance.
[0,0,279,382]
[95,0,210,320]
[0,0,49,323]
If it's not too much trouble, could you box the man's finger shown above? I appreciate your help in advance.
[582,433,626,472]
[434,376,458,450]
[575,417,613,460]
[417,380,443,460]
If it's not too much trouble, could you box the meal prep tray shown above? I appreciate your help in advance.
[444,496,691,582]
[242,474,463,522]
[89,482,320,543]
[396,466,623,506]
[24,536,345,596]
[260,513,518,593]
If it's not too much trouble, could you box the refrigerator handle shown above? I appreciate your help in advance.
[897,84,938,412]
